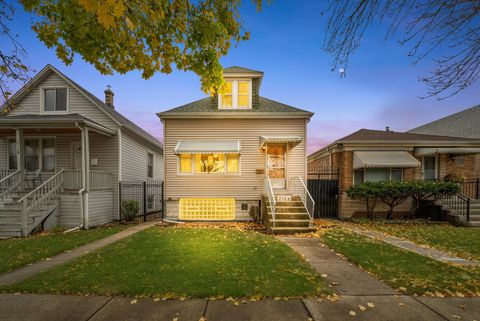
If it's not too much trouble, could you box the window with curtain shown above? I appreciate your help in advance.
[354,168,404,184]
[423,156,437,180]
[42,139,55,171]
[25,140,39,171]
[179,153,240,175]
[8,140,17,170]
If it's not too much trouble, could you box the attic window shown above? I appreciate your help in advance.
[43,88,67,112]
[219,80,251,109]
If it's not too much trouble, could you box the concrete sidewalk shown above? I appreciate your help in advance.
[1,293,479,321]
[348,227,480,266]
[0,221,158,286]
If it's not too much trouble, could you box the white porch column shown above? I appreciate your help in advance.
[84,128,90,229]
[15,128,25,191]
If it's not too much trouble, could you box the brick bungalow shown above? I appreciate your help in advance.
[307,128,480,218]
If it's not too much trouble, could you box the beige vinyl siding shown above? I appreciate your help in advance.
[56,135,80,169]
[8,73,118,130]
[121,129,163,181]
[88,132,118,218]
[88,190,114,226]
[58,193,82,226]
[0,136,6,169]
[164,118,307,199]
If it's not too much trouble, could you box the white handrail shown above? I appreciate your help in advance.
[264,177,277,228]
[0,169,22,200]
[17,168,64,236]
[289,176,315,227]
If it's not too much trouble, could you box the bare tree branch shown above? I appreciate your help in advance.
[323,0,480,99]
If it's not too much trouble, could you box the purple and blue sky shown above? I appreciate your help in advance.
[6,1,480,153]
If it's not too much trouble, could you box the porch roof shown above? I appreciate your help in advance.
[174,140,241,154]
[353,151,421,169]
[259,136,302,148]
[0,114,115,136]
[414,147,480,156]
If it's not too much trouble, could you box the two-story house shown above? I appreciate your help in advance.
[0,65,163,237]
[158,66,315,234]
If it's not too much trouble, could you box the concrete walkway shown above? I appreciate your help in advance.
[0,221,158,286]
[348,228,480,266]
[1,293,479,320]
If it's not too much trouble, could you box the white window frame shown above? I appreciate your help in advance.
[177,153,241,176]
[218,79,252,109]
[7,136,57,172]
[353,167,404,184]
[40,86,69,114]
[147,152,154,179]
[422,155,438,180]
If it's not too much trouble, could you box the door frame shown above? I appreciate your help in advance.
[265,142,288,189]
[70,141,82,170]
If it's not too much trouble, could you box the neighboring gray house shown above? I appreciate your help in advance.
[0,65,163,237]
[409,104,480,178]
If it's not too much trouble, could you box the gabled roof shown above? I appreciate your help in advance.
[408,104,480,139]
[157,96,313,118]
[0,65,163,150]
[223,66,263,75]
[336,128,476,142]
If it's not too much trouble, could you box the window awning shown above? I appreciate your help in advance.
[415,147,480,156]
[259,136,302,148]
[353,151,421,169]
[174,140,241,154]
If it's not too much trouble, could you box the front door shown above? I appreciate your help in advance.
[71,142,82,170]
[267,143,286,189]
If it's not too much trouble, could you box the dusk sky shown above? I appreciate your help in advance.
[7,0,480,154]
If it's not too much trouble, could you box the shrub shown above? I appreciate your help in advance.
[346,182,382,219]
[443,173,466,183]
[121,200,139,221]
[347,180,460,220]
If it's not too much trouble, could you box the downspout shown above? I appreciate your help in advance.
[75,122,86,229]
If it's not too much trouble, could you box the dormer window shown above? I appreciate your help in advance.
[219,79,252,109]
[42,88,67,112]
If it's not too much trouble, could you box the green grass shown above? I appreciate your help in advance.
[351,219,480,261]
[322,228,480,296]
[0,225,126,274]
[2,227,330,298]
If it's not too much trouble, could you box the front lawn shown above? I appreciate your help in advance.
[322,228,480,297]
[350,219,480,261]
[2,227,330,298]
[0,225,126,274]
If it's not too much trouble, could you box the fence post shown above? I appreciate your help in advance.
[161,180,165,220]
[143,181,147,222]
[467,198,470,222]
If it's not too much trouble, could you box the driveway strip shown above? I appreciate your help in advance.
[0,221,158,286]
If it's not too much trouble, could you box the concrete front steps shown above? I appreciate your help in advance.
[443,199,480,227]
[0,193,59,238]
[265,195,315,235]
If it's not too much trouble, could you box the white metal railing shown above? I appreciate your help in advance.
[64,170,113,190]
[17,168,64,236]
[0,169,15,180]
[64,170,83,189]
[264,177,277,228]
[289,176,315,227]
[0,169,22,201]
[90,171,113,190]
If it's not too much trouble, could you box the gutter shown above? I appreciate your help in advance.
[75,122,87,228]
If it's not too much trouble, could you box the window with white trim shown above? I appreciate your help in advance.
[423,156,437,180]
[43,88,67,112]
[179,153,240,175]
[147,153,154,178]
[353,168,403,185]
[219,80,251,109]
[8,138,56,172]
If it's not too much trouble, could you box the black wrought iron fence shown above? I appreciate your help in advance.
[307,167,340,218]
[459,179,479,200]
[119,180,164,222]
[440,192,470,222]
